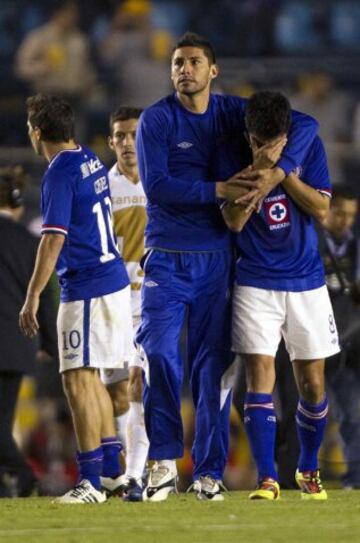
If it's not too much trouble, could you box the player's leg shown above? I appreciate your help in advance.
[232,285,284,500]
[94,373,125,496]
[292,358,328,499]
[99,368,129,495]
[284,286,340,500]
[56,287,135,504]
[107,377,129,450]
[61,367,106,503]
[94,287,135,497]
[122,364,149,501]
[137,250,187,501]
[188,251,234,500]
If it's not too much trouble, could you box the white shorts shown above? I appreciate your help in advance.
[100,315,143,385]
[232,284,340,361]
[57,286,135,373]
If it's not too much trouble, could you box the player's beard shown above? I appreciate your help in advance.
[176,78,210,97]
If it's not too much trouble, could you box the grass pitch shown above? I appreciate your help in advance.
[0,490,358,543]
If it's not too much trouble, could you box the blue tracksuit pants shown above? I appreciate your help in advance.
[136,249,235,480]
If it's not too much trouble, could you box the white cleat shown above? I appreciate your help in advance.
[53,479,107,504]
[143,462,177,502]
[191,476,224,501]
[100,473,128,496]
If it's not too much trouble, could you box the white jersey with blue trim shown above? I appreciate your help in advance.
[41,146,129,302]
[108,164,146,320]
[235,136,332,292]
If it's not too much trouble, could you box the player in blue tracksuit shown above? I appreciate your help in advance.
[135,32,320,501]
[20,94,134,504]
[221,91,340,501]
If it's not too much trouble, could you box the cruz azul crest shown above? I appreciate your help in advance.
[264,194,290,231]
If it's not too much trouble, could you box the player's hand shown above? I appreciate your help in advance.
[19,295,40,338]
[234,167,286,212]
[216,168,253,203]
[252,136,287,169]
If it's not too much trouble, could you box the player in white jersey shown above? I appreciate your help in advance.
[100,107,148,501]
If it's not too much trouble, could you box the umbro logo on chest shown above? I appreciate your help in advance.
[177,141,193,149]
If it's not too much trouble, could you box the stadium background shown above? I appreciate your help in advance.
[1,0,360,496]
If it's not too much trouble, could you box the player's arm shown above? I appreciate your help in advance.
[282,136,332,222]
[235,110,319,209]
[19,234,64,337]
[221,201,253,232]
[221,137,287,231]
[282,174,330,221]
[136,108,246,205]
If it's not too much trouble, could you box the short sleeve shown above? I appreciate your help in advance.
[300,136,332,198]
[41,169,74,235]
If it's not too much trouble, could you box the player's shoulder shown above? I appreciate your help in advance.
[211,93,247,112]
[303,135,326,165]
[140,95,175,124]
[46,145,105,183]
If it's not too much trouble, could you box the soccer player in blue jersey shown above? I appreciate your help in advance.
[222,91,340,500]
[19,94,135,504]
[136,32,320,502]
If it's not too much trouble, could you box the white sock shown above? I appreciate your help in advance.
[158,459,177,473]
[115,411,129,451]
[125,402,149,480]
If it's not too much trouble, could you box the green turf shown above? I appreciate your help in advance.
[0,491,359,543]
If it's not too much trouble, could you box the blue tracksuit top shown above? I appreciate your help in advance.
[136,93,318,252]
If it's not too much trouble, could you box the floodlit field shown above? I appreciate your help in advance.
[0,491,359,543]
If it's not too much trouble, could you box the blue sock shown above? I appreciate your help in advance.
[101,437,123,478]
[76,447,103,490]
[296,396,328,472]
[244,392,277,481]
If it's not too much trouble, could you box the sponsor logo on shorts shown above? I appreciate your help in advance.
[64,353,79,360]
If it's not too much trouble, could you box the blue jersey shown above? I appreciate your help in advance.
[233,136,331,291]
[41,146,129,302]
[136,93,319,252]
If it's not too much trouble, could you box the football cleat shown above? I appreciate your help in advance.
[100,473,128,496]
[122,477,143,502]
[249,477,280,500]
[143,462,177,502]
[295,469,328,500]
[216,480,228,493]
[53,479,106,504]
[190,476,224,501]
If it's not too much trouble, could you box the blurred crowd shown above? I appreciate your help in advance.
[1,0,360,496]
[0,0,359,146]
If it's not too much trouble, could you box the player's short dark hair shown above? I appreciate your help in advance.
[50,0,78,17]
[26,94,75,143]
[245,91,292,142]
[0,166,28,208]
[109,107,143,134]
[332,185,358,204]
[172,32,216,65]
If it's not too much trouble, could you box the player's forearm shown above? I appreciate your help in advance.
[282,173,330,221]
[26,234,64,298]
[221,203,253,232]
